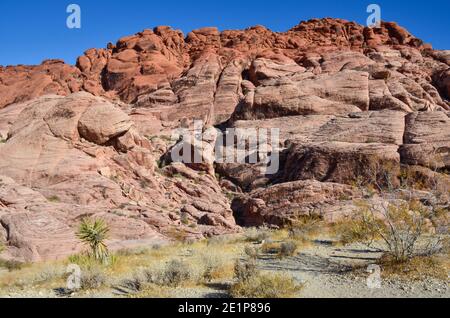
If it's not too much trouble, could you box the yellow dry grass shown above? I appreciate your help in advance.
[0,234,248,296]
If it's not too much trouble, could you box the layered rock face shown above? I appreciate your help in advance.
[0,93,236,261]
[0,18,449,261]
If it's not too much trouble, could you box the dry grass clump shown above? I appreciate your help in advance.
[334,195,449,282]
[0,262,66,290]
[157,259,193,287]
[0,259,26,272]
[128,284,171,298]
[115,241,239,297]
[198,252,234,282]
[379,254,449,281]
[260,241,298,259]
[244,246,260,260]
[79,268,108,290]
[279,241,298,258]
[335,199,447,262]
[244,227,271,243]
[288,216,323,241]
[230,260,303,298]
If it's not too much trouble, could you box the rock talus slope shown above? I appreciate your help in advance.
[0,18,449,261]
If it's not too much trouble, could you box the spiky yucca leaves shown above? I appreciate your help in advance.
[77,218,110,262]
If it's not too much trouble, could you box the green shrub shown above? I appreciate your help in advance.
[76,218,110,262]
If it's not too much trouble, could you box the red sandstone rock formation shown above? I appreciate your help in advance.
[0,18,449,261]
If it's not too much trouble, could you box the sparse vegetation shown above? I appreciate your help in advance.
[47,195,60,203]
[230,260,303,298]
[157,259,192,287]
[288,215,323,244]
[0,259,25,272]
[79,268,108,290]
[379,254,449,281]
[0,221,447,298]
[260,241,298,259]
[244,246,260,260]
[337,198,447,263]
[279,241,298,258]
[244,227,271,243]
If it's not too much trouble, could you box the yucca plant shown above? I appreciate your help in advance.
[77,218,110,262]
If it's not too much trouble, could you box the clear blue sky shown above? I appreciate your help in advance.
[0,0,448,66]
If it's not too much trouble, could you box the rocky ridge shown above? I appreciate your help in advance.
[0,18,449,261]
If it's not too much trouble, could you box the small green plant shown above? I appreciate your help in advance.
[76,218,110,262]
[47,195,60,203]
[0,138,6,144]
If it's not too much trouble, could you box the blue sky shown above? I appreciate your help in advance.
[0,0,449,66]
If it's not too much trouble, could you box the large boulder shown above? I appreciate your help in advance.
[279,141,401,187]
[232,180,361,226]
[78,101,133,144]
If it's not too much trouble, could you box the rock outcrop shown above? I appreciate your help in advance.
[0,18,449,261]
[0,93,237,261]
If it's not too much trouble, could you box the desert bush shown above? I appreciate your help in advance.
[207,234,238,246]
[288,215,323,242]
[244,246,260,260]
[33,265,65,284]
[198,253,232,283]
[234,259,258,282]
[119,272,147,293]
[260,241,298,259]
[0,259,25,272]
[379,254,449,281]
[80,268,108,290]
[338,198,448,263]
[230,259,303,298]
[260,241,279,255]
[244,227,271,243]
[157,259,192,287]
[76,218,110,262]
[279,241,298,258]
